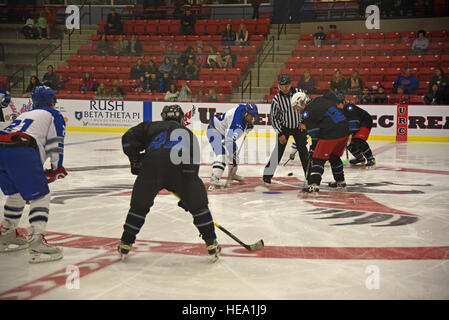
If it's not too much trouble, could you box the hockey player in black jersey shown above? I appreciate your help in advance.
[337,102,376,169]
[291,91,350,193]
[118,105,221,261]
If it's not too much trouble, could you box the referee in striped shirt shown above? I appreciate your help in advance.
[263,75,309,185]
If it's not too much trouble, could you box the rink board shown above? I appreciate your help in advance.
[3,98,449,141]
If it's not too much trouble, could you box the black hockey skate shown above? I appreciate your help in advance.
[118,242,132,261]
[350,157,365,165]
[205,239,221,262]
[328,181,347,191]
[365,158,376,169]
[302,184,320,193]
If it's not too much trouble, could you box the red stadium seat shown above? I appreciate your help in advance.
[385,32,400,44]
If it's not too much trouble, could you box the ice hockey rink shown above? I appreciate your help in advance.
[0,131,449,300]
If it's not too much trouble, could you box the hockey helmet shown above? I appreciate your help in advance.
[161,104,185,124]
[31,85,57,109]
[278,74,291,86]
[291,90,310,109]
[242,103,258,117]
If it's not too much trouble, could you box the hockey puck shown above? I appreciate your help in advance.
[288,172,293,176]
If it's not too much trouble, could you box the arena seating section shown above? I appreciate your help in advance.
[56,17,272,101]
[265,30,449,104]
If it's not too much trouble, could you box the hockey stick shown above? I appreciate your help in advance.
[283,150,297,166]
[342,135,352,164]
[170,191,264,251]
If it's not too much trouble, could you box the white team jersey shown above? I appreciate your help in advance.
[211,105,246,142]
[1,108,65,168]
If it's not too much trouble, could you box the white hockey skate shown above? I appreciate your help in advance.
[208,175,226,191]
[0,228,29,252]
[28,234,63,263]
[230,173,244,183]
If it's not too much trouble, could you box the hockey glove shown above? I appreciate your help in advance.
[1,100,9,108]
[129,158,143,175]
[45,166,68,184]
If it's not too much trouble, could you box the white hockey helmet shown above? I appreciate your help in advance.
[291,90,309,109]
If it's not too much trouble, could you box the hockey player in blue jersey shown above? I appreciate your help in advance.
[207,103,258,188]
[0,85,67,263]
[0,88,11,122]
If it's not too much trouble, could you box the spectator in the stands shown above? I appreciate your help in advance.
[235,23,249,46]
[221,46,236,68]
[314,26,326,46]
[171,58,184,80]
[296,68,316,94]
[110,80,124,99]
[206,45,223,69]
[105,8,122,35]
[195,46,207,68]
[180,8,196,35]
[44,6,56,40]
[148,73,160,93]
[42,65,57,88]
[164,42,180,62]
[222,23,236,46]
[134,76,147,93]
[330,69,346,94]
[55,74,68,91]
[411,30,429,55]
[178,83,192,101]
[146,60,158,76]
[127,34,142,56]
[250,0,262,19]
[196,88,206,102]
[80,72,95,92]
[97,33,110,56]
[326,24,341,45]
[208,88,218,102]
[180,46,195,67]
[37,11,48,39]
[95,82,109,99]
[424,83,445,105]
[159,72,173,93]
[346,70,363,95]
[390,86,409,104]
[113,35,128,56]
[358,87,373,104]
[25,76,41,94]
[130,58,146,80]
[373,85,389,104]
[393,66,419,94]
[184,58,200,80]
[159,57,173,76]
[429,68,448,97]
[165,83,179,102]
[22,18,39,39]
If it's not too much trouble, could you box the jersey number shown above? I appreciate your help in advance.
[2,119,34,133]
[147,131,185,151]
[325,108,346,124]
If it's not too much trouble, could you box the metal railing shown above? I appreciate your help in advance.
[8,66,25,93]
[35,36,64,78]
[276,23,286,51]
[240,69,252,101]
[256,35,274,87]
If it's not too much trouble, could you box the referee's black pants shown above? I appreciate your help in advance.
[263,128,309,182]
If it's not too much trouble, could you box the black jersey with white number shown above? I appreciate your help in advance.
[302,94,349,143]
[342,103,373,133]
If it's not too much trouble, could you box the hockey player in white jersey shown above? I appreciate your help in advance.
[0,85,67,263]
[0,88,11,124]
[206,103,258,188]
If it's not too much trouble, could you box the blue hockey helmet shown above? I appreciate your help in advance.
[241,103,258,117]
[31,85,57,108]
